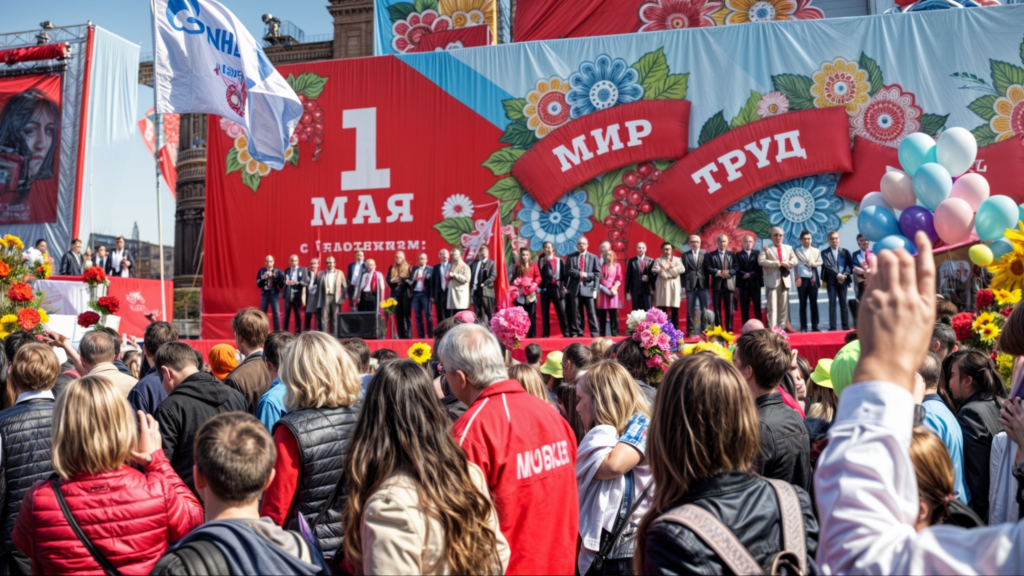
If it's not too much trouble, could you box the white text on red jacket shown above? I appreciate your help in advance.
[516,440,572,480]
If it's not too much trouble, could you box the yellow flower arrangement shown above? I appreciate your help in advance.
[381,298,398,316]
[998,353,1015,385]
[683,341,733,363]
[989,222,1024,292]
[37,309,49,324]
[408,342,432,365]
[979,323,1001,344]
[2,235,23,251]
[994,288,1022,307]
[973,311,997,332]
[0,314,17,335]
[703,325,736,346]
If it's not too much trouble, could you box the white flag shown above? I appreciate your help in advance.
[152,0,301,169]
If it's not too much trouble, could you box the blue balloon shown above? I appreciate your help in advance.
[913,163,953,211]
[1018,203,1024,227]
[990,238,1014,260]
[899,133,936,176]
[858,205,901,242]
[976,195,1020,241]
[876,234,919,256]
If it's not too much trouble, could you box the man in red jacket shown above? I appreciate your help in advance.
[439,323,578,576]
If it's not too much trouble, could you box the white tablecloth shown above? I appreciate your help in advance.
[35,280,108,315]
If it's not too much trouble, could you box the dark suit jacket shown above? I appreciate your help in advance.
[59,252,84,276]
[347,261,367,299]
[566,252,600,297]
[625,256,655,295]
[431,262,452,303]
[223,351,271,416]
[404,264,434,295]
[105,249,136,278]
[539,256,567,292]
[705,250,735,291]
[94,257,108,273]
[682,249,709,292]
[256,267,285,296]
[470,258,497,297]
[732,250,764,290]
[822,247,854,286]
[281,266,309,303]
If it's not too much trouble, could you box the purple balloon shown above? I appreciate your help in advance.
[898,206,938,244]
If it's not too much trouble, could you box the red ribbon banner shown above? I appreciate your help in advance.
[512,99,691,211]
[646,107,854,233]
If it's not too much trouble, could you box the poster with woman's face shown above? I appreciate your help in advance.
[0,74,61,224]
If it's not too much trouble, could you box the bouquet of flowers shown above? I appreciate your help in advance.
[82,266,107,288]
[381,298,398,316]
[703,325,736,347]
[0,235,48,340]
[407,342,432,364]
[951,288,1020,352]
[626,308,684,384]
[490,306,531,349]
[512,276,537,304]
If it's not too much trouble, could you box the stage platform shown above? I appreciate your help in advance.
[182,329,850,367]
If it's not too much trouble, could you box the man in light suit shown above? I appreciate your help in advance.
[704,234,735,331]
[539,241,568,337]
[347,249,366,311]
[105,236,134,278]
[758,227,798,330]
[682,235,710,336]
[282,254,309,334]
[59,238,84,276]
[431,249,452,325]
[794,231,823,332]
[407,252,434,339]
[821,230,854,331]
[566,236,600,338]
[625,242,655,312]
[303,258,320,332]
[732,235,762,324]
[446,248,472,313]
[470,245,497,325]
[316,256,347,336]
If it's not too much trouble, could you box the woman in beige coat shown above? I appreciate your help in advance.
[342,360,509,575]
[651,243,685,308]
[446,248,472,312]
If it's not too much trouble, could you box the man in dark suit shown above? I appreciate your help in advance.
[303,258,321,331]
[625,241,655,312]
[346,249,367,311]
[256,255,286,331]
[538,241,568,337]
[682,235,710,336]
[94,245,108,273]
[406,252,434,339]
[470,245,497,325]
[704,234,735,331]
[281,254,308,334]
[59,238,84,276]
[732,235,763,323]
[431,249,452,325]
[821,230,854,331]
[105,236,135,278]
[566,236,600,337]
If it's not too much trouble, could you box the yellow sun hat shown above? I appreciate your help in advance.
[539,351,563,379]
[811,358,834,389]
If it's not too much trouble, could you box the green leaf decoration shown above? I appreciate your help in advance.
[858,53,884,96]
[968,95,999,121]
[433,217,475,245]
[771,74,815,111]
[730,91,763,129]
[225,147,244,175]
[1020,37,1024,68]
[632,48,670,91]
[485,176,526,202]
[482,148,525,176]
[500,198,518,224]
[413,0,438,12]
[698,111,729,147]
[654,160,675,171]
[643,73,688,101]
[738,210,771,239]
[286,148,299,167]
[991,60,1024,96]
[635,204,688,248]
[498,119,538,148]
[582,165,630,222]
[503,98,527,122]
[286,72,328,99]
[918,113,949,138]
[971,124,999,147]
[241,171,261,193]
[387,2,416,23]
[840,214,853,224]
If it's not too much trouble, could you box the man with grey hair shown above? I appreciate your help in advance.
[442,323,579,575]
[80,330,137,396]
[432,248,452,324]
[758,226,797,330]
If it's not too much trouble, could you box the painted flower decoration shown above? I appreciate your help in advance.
[698,212,756,254]
[811,58,870,114]
[851,85,922,147]
[440,0,494,30]
[391,10,452,53]
[234,135,273,177]
[17,308,40,331]
[407,342,432,364]
[749,173,845,248]
[566,55,644,120]
[220,118,245,139]
[757,92,790,118]
[991,84,1024,143]
[518,191,594,256]
[638,0,720,31]
[442,194,475,219]
[524,77,571,138]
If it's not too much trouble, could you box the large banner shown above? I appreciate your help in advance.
[205,6,1024,337]
[0,74,62,225]
[374,0,498,55]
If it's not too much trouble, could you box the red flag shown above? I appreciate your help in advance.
[138,108,180,196]
[488,203,511,310]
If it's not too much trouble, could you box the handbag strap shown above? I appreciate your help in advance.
[654,504,763,575]
[51,479,124,576]
[765,478,807,575]
[591,471,653,572]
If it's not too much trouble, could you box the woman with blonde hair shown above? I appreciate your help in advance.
[388,251,413,339]
[342,360,509,575]
[13,375,203,575]
[508,364,556,410]
[575,360,652,575]
[260,331,362,560]
[635,354,819,574]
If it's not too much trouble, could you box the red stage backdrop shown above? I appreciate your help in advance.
[0,74,62,225]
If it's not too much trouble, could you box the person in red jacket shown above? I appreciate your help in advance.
[13,375,204,576]
[439,323,579,575]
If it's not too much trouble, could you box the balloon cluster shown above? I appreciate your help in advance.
[858,127,1018,264]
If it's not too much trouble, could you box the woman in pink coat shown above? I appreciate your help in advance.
[597,250,622,336]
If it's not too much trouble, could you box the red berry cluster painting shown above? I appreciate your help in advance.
[605,161,660,252]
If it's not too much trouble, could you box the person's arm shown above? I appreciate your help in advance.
[11,483,37,563]
[153,402,180,465]
[256,394,283,431]
[758,249,778,269]
[594,443,642,480]
[959,407,994,520]
[567,256,582,280]
[260,426,301,526]
[257,268,267,288]
[37,331,84,375]
[150,449,205,540]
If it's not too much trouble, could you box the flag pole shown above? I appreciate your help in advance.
[151,0,167,321]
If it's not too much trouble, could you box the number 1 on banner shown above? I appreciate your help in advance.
[341,108,390,191]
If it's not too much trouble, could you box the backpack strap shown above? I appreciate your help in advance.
[174,540,230,576]
[764,478,807,576]
[51,478,124,576]
[653,505,763,576]
[287,530,312,564]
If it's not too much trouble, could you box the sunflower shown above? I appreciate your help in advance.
[439,0,496,37]
[989,223,1024,292]
[994,288,1022,307]
[683,341,733,363]
[0,314,17,335]
[979,323,1001,344]
[703,325,736,345]
[408,342,432,365]
[3,235,23,250]
[973,312,997,333]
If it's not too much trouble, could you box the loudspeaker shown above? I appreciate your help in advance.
[337,311,380,339]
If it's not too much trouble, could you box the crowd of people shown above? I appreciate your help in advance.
[250,227,872,338]
[1,231,1024,574]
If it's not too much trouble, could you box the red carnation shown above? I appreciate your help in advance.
[17,308,40,331]
[951,312,976,341]
[77,311,100,328]
[97,296,120,314]
[991,349,999,361]
[6,282,33,302]
[0,261,9,278]
[82,266,106,284]
[1003,307,1014,317]
[977,289,995,310]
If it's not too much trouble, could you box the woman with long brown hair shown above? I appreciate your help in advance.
[635,354,819,574]
[511,248,541,338]
[909,427,983,529]
[388,251,413,339]
[342,360,508,574]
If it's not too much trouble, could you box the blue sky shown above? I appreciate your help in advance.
[5,0,336,246]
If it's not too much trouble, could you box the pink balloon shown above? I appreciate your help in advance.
[934,198,976,245]
[880,170,916,211]
[949,172,990,211]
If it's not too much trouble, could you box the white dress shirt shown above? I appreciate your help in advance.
[110,249,129,277]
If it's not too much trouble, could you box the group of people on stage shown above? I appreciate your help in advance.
[28,236,135,278]
[255,226,870,338]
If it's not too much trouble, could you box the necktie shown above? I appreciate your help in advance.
[579,254,585,272]
[777,245,783,263]
[370,273,377,292]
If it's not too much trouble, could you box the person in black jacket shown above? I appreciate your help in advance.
[538,242,568,337]
[257,255,286,332]
[154,342,249,496]
[733,329,813,493]
[636,353,818,575]
[731,235,763,324]
[942,349,1006,522]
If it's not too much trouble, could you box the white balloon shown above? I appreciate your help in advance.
[860,192,893,214]
[936,127,978,177]
[880,170,917,210]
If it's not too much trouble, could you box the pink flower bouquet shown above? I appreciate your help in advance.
[490,306,531,349]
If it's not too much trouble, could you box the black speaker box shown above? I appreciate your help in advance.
[337,311,380,339]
